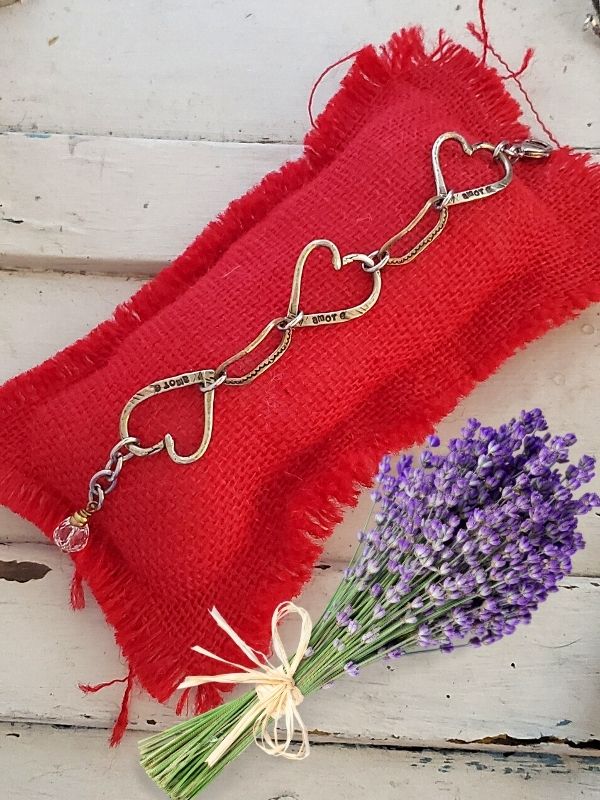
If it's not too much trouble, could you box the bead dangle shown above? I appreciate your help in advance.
[53,132,552,553]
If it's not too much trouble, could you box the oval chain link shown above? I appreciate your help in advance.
[87,436,139,509]
[215,317,293,387]
[69,133,551,525]
[378,196,449,267]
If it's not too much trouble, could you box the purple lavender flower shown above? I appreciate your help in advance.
[339,410,599,659]
[142,410,598,799]
[387,648,405,660]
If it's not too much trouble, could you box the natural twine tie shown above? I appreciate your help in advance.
[179,601,312,767]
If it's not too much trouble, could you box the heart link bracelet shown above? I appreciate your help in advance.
[53,132,552,553]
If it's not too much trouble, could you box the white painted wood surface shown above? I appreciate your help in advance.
[1,1,599,798]
[0,0,598,147]
[0,132,297,273]
[2,724,599,800]
[2,541,600,753]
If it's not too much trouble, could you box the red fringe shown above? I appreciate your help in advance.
[110,670,135,747]
[194,685,223,715]
[175,687,191,716]
[1,29,599,738]
[70,568,85,610]
[79,671,135,746]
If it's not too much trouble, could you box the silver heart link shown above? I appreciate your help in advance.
[55,131,552,552]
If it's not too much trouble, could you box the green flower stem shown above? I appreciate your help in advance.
[140,693,256,800]
[139,502,474,800]
[139,578,472,800]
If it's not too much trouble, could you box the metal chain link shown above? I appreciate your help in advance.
[66,133,552,537]
[87,436,139,510]
[585,0,600,37]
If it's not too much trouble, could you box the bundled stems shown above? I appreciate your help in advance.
[140,410,599,799]
[141,695,256,796]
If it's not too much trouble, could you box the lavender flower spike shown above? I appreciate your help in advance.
[344,409,599,657]
[140,410,599,800]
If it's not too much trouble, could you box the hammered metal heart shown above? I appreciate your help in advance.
[287,239,382,328]
[431,131,514,206]
[119,369,216,464]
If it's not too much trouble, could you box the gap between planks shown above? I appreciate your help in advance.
[1,541,600,753]
[4,712,600,761]
[2,723,598,800]
[1,132,598,277]
[1,719,599,760]
[1,124,598,151]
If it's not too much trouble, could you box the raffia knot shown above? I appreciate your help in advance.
[179,601,312,766]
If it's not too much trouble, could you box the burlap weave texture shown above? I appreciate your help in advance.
[1,30,599,736]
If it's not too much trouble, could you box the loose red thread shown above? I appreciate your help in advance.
[109,670,135,746]
[307,49,362,128]
[70,567,85,610]
[80,671,135,745]
[476,0,490,65]
[468,0,560,146]
[308,4,558,148]
[79,675,130,694]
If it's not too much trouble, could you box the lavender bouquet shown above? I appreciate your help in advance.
[140,410,599,799]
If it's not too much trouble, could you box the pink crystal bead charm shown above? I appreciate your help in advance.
[53,516,90,553]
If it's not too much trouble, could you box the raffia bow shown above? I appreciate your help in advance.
[179,601,313,767]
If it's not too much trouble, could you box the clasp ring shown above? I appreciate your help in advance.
[431,132,514,207]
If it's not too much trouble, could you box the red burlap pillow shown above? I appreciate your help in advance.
[1,30,599,740]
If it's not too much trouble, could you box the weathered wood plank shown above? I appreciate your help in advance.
[2,133,599,275]
[2,723,599,800]
[0,270,146,380]
[0,132,297,273]
[0,1,598,147]
[1,269,598,573]
[1,542,599,752]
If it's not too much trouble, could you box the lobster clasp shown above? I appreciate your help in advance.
[501,139,553,160]
[584,0,600,37]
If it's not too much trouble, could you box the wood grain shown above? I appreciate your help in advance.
[0,1,598,147]
[1,542,599,754]
[2,723,599,800]
[0,132,297,273]
[1,268,598,573]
